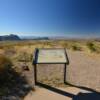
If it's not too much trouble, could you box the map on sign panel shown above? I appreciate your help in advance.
[37,49,67,63]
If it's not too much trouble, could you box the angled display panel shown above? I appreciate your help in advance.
[33,48,69,64]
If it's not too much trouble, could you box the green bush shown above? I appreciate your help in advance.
[87,42,96,52]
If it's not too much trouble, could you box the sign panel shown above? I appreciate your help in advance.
[35,49,68,63]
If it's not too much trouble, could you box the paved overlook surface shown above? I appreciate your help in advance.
[24,86,93,100]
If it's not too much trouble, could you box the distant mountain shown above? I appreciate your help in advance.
[21,36,49,40]
[0,34,21,41]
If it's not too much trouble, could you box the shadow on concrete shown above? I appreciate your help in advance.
[64,82,99,94]
[73,92,100,100]
[36,82,75,98]
[36,82,100,100]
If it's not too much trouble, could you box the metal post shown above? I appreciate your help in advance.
[64,63,67,84]
[34,64,37,85]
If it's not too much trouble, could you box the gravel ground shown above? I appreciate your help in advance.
[67,50,100,92]
[37,64,65,87]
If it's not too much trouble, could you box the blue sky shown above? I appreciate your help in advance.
[0,0,100,37]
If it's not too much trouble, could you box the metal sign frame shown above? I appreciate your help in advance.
[32,48,69,85]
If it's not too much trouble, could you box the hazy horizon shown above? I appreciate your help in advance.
[0,33,100,39]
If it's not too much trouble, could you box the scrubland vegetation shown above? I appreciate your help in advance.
[0,40,100,98]
[0,40,100,53]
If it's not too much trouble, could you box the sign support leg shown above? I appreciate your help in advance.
[34,64,37,85]
[64,63,67,84]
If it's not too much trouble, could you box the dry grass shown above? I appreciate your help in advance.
[0,40,100,71]
[0,40,100,54]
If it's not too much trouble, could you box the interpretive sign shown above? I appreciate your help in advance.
[33,48,69,64]
[33,48,69,85]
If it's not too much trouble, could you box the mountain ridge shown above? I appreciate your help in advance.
[0,34,20,41]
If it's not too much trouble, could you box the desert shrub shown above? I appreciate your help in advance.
[71,45,81,51]
[87,42,96,52]
[0,55,12,73]
[0,55,13,95]
[0,55,13,86]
